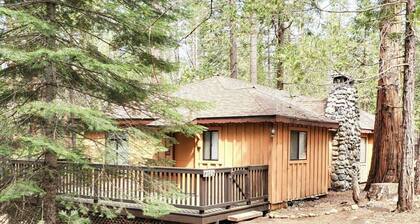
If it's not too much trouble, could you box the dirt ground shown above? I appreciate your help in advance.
[243,191,420,224]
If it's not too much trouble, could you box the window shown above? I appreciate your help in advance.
[290,130,307,160]
[359,137,367,163]
[203,131,218,161]
[163,134,175,159]
[106,132,129,165]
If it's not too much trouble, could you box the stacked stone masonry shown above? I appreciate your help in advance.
[325,76,361,191]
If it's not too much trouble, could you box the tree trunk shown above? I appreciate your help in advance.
[397,0,416,212]
[365,0,403,191]
[42,1,59,223]
[228,0,238,78]
[249,11,258,85]
[275,19,286,90]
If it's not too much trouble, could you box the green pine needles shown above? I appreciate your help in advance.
[0,0,199,222]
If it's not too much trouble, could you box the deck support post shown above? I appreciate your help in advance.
[225,169,233,209]
[245,166,251,205]
[93,168,98,203]
[264,167,269,202]
[199,174,206,214]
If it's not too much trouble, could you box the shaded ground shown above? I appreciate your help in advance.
[243,191,420,224]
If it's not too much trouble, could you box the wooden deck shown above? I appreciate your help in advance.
[5,160,269,224]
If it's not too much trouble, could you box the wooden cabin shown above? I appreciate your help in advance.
[78,76,374,223]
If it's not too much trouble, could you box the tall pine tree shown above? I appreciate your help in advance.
[0,0,197,222]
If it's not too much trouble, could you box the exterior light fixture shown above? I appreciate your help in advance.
[271,127,276,137]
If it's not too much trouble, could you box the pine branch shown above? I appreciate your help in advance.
[179,0,213,42]
[309,0,407,14]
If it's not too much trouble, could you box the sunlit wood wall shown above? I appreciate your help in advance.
[173,122,330,204]
[269,123,329,204]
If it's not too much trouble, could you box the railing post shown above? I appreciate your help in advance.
[224,168,232,209]
[264,167,269,201]
[93,168,98,203]
[199,173,206,214]
[140,169,144,202]
[245,166,251,205]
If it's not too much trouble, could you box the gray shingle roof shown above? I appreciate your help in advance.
[359,111,375,130]
[173,76,336,124]
[112,76,375,130]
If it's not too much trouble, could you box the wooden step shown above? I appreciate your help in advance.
[227,211,263,222]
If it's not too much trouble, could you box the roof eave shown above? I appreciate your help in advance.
[192,115,339,128]
[112,115,340,129]
[115,118,156,127]
[193,115,276,124]
[275,115,339,129]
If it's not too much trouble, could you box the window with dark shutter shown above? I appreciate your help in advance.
[203,131,218,161]
[290,130,307,160]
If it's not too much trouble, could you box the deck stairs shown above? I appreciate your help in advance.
[227,211,263,222]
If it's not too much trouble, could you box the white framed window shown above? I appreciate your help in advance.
[106,132,129,165]
[203,131,218,161]
[290,130,307,160]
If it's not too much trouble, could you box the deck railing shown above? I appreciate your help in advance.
[3,160,268,213]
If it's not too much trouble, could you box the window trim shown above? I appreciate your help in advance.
[289,128,309,163]
[106,132,129,165]
[202,130,219,161]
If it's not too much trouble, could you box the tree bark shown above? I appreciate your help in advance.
[365,0,403,191]
[228,0,238,78]
[397,0,416,212]
[42,1,59,223]
[249,11,258,85]
[275,19,286,90]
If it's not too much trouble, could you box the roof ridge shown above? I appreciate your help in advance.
[251,87,331,121]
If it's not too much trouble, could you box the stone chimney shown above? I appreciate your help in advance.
[325,74,361,191]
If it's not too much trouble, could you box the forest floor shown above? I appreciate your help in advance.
[243,190,420,224]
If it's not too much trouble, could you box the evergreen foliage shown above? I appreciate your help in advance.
[0,180,43,203]
[0,0,418,222]
[0,0,200,221]
[175,0,417,117]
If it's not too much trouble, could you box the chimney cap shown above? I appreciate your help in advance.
[332,73,354,85]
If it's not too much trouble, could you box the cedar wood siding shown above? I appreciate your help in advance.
[174,133,196,167]
[173,122,330,205]
[195,123,272,168]
[269,123,329,204]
